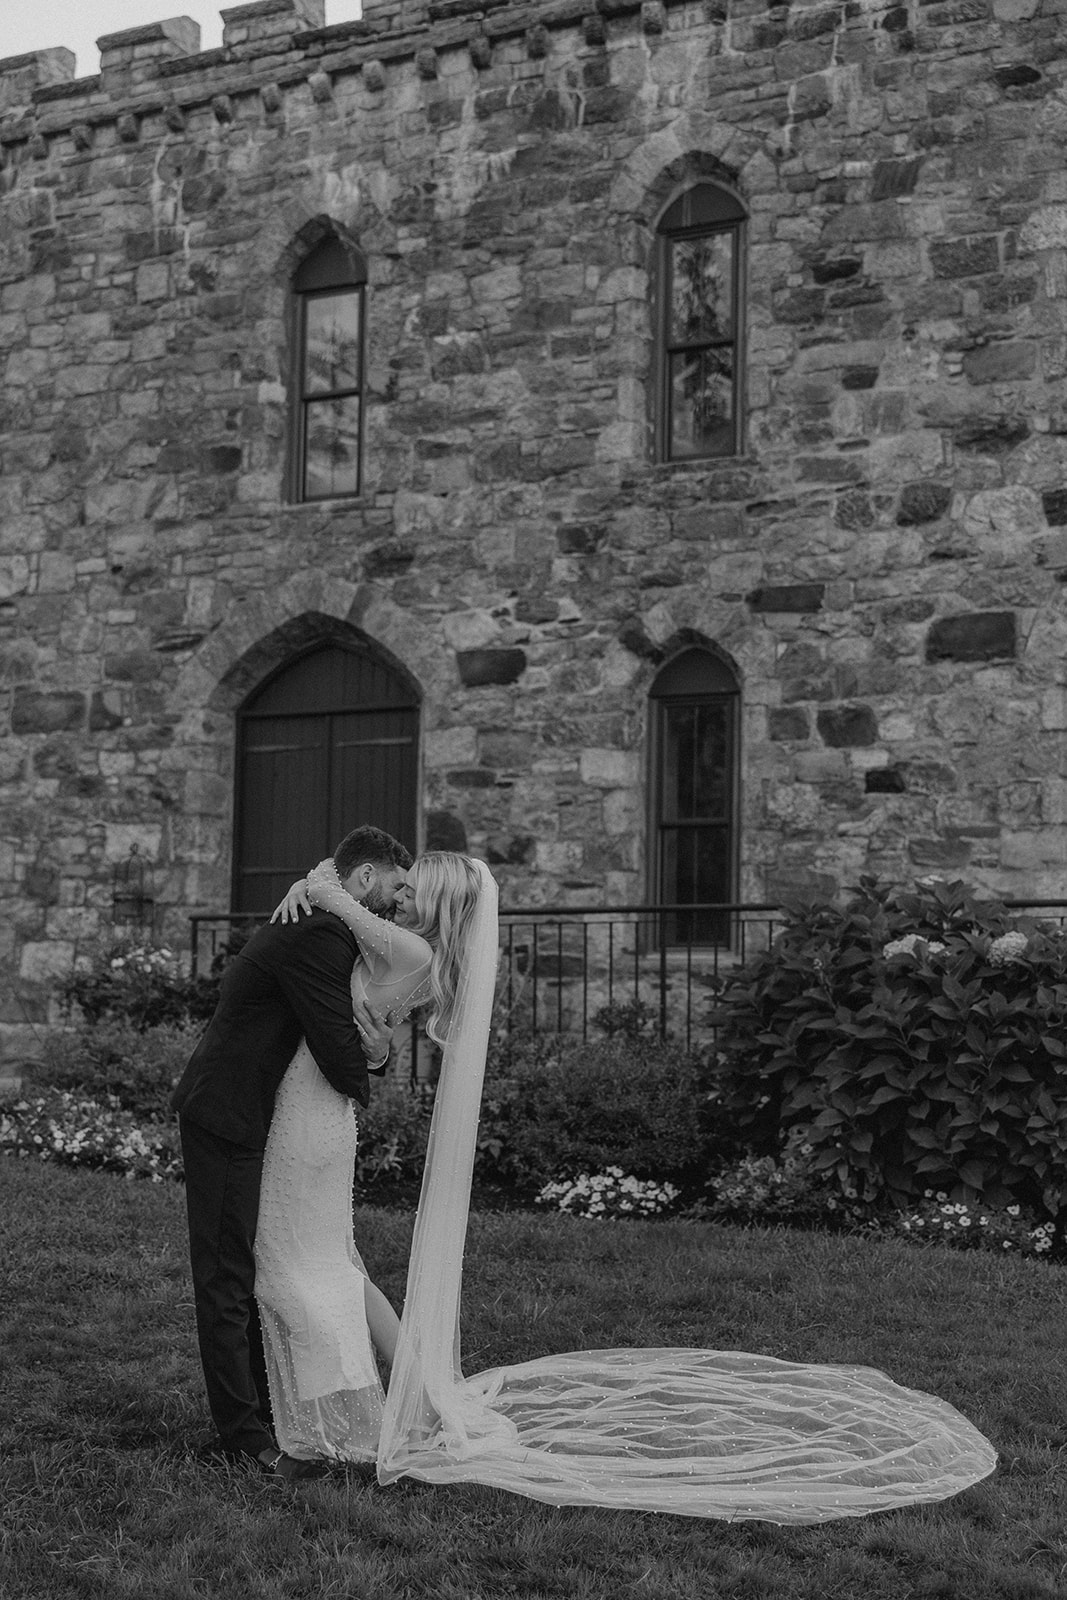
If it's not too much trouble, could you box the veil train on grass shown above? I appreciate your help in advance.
[376,861,997,1524]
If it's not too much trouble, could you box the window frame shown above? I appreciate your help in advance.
[647,647,741,946]
[653,182,746,464]
[289,236,367,504]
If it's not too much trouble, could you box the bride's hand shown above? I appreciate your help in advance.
[269,878,312,924]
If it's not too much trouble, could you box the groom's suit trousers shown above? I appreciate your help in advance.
[179,1118,274,1459]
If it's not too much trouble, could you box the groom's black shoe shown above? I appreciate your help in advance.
[256,1448,329,1481]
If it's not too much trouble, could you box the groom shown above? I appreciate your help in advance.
[171,824,413,1479]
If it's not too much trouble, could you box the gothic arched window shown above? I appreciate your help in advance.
[649,646,740,944]
[654,182,745,462]
[290,234,366,501]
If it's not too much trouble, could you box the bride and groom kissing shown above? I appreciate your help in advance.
[172,824,997,1520]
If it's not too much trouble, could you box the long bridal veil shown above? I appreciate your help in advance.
[375,861,996,1523]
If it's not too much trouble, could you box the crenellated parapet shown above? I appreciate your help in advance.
[0,0,698,161]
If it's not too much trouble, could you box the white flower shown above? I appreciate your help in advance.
[882,934,947,959]
[988,931,1028,967]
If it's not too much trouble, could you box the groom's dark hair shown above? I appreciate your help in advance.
[334,825,413,879]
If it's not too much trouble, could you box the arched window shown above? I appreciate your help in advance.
[233,641,419,913]
[649,646,740,944]
[290,234,366,501]
[654,182,745,462]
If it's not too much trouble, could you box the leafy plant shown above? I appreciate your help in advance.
[35,1017,201,1121]
[478,1030,717,1191]
[354,1073,432,1191]
[711,877,1067,1226]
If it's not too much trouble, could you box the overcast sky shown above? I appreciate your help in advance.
[2,1,363,79]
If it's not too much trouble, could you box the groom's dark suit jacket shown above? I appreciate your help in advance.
[171,908,382,1149]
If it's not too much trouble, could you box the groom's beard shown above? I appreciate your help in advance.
[362,885,396,919]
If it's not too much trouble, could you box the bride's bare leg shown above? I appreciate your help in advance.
[364,1280,400,1368]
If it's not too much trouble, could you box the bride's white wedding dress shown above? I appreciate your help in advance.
[254,862,431,1463]
[259,859,997,1520]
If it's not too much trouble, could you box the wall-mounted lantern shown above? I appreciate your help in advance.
[112,845,154,929]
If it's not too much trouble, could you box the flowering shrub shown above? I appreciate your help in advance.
[59,938,220,1031]
[881,1192,1055,1259]
[711,877,1067,1223]
[536,1167,680,1220]
[0,1091,182,1182]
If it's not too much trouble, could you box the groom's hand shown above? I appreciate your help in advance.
[354,999,396,1072]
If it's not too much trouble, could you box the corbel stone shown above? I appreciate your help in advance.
[212,93,234,124]
[260,82,283,113]
[28,131,48,160]
[117,113,140,142]
[362,58,386,92]
[308,69,332,103]
[583,13,607,43]
[416,46,439,79]
[164,104,187,133]
[641,0,666,32]
[71,122,93,151]
[469,34,492,69]
[526,23,550,57]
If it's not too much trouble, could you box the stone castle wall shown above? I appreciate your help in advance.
[2,0,1067,1059]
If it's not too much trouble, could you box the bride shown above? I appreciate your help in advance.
[260,853,996,1521]
[254,850,483,1466]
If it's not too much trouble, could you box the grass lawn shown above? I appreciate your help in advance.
[1,1157,1065,1600]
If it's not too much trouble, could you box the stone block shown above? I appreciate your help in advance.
[455,649,526,687]
[907,837,973,870]
[816,705,879,747]
[925,613,1017,663]
[896,481,951,525]
[19,940,75,983]
[443,610,497,652]
[747,583,825,613]
[424,726,478,768]
[579,749,639,788]
[12,689,85,734]
[769,707,811,741]
[1041,488,1067,526]
[425,812,467,851]
[962,343,1037,385]
[928,237,1000,279]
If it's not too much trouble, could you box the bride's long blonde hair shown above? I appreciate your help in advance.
[405,852,485,1044]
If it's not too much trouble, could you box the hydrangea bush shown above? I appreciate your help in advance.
[711,877,1067,1232]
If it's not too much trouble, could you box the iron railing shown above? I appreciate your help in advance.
[189,899,1067,1072]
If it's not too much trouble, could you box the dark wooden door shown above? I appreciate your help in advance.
[234,644,419,914]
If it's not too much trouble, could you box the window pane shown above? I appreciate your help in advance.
[659,826,731,944]
[663,703,731,821]
[304,291,361,395]
[669,348,734,459]
[666,702,731,821]
[669,233,734,345]
[304,396,361,499]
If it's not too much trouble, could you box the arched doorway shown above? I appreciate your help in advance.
[648,645,740,944]
[233,641,420,913]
